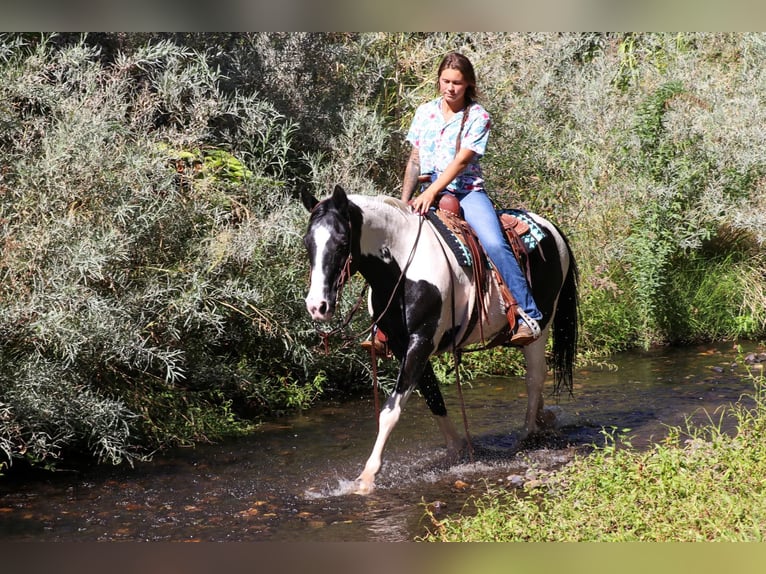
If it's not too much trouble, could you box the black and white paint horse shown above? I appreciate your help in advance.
[302,185,578,494]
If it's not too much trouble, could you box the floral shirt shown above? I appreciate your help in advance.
[406,97,491,193]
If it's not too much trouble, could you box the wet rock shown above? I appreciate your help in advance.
[307,520,326,529]
[507,474,525,487]
[452,480,470,491]
[523,479,544,490]
[711,366,725,373]
[426,500,447,515]
[744,352,766,365]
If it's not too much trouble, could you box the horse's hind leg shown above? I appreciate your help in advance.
[522,327,554,433]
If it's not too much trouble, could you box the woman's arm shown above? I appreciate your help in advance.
[401,147,421,202]
[409,147,476,215]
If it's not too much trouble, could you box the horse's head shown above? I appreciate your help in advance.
[301,184,357,322]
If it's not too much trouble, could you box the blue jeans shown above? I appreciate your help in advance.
[454,190,542,322]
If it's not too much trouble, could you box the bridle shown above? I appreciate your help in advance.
[309,212,362,354]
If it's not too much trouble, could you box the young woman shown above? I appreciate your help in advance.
[401,51,542,345]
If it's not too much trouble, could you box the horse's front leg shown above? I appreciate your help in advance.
[419,361,465,463]
[355,334,433,495]
[354,391,408,495]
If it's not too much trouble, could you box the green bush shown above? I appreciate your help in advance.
[0,35,365,468]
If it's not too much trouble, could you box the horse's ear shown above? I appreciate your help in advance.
[300,187,319,212]
[331,184,348,212]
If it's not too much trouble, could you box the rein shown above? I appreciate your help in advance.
[431,221,475,462]
[367,215,425,331]
[364,215,426,423]
[314,280,368,354]
[310,202,474,455]
[312,210,426,429]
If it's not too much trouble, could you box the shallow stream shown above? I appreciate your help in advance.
[0,342,761,541]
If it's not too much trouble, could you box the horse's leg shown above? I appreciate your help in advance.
[521,326,552,433]
[419,362,464,463]
[355,335,433,494]
[354,389,411,494]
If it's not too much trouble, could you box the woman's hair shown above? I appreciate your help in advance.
[435,51,478,103]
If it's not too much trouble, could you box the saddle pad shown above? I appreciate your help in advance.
[425,210,473,267]
[426,207,547,267]
[496,209,546,251]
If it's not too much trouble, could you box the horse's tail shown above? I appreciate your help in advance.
[551,233,579,396]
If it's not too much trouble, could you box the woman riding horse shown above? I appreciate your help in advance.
[302,53,578,495]
[403,51,542,345]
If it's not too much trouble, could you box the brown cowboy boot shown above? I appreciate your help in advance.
[361,328,390,357]
[510,318,541,346]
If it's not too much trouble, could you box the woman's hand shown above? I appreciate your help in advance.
[410,186,439,215]
[407,148,476,215]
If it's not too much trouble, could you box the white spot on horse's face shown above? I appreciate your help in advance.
[305,225,335,321]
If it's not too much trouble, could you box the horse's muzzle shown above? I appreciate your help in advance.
[305,296,334,322]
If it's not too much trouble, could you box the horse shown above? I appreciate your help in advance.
[301,184,578,494]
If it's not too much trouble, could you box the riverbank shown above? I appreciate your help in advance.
[424,355,766,541]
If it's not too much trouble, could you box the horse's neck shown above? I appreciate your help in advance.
[351,195,418,260]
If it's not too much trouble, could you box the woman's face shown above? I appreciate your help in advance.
[439,68,469,107]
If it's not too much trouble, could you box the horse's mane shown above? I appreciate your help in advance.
[350,194,411,217]
[380,196,410,212]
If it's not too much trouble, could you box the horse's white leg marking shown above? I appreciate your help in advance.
[434,415,464,463]
[305,226,333,320]
[355,389,413,494]
[522,325,550,433]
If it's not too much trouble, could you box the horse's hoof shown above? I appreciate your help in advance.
[353,478,375,495]
[445,438,469,465]
[538,407,557,429]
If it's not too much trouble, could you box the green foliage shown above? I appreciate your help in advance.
[634,81,685,159]
[660,249,766,343]
[580,272,641,353]
[1,32,766,469]
[623,81,716,345]
[0,34,364,469]
[0,359,134,465]
[436,347,526,380]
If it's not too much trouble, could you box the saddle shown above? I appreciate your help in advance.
[425,194,541,345]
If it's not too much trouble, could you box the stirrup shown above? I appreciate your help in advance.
[510,311,541,346]
[361,328,391,358]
